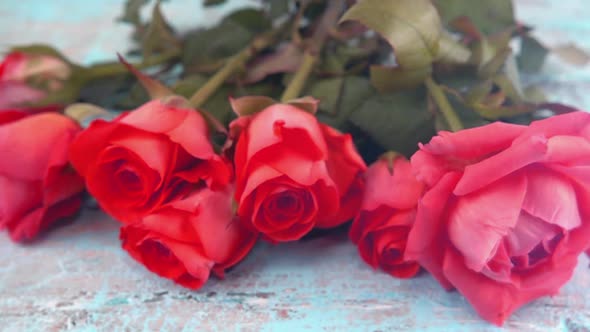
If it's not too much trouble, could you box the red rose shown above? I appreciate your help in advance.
[350,154,423,278]
[69,97,231,224]
[120,186,257,289]
[0,51,70,109]
[232,104,366,242]
[406,112,590,325]
[0,111,84,242]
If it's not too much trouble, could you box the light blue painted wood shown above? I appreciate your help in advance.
[1,1,590,331]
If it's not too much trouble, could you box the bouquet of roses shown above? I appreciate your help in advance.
[1,0,589,326]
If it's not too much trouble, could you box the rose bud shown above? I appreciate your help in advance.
[120,186,257,289]
[0,111,84,242]
[231,103,366,242]
[0,50,71,109]
[350,153,423,279]
[69,97,231,224]
[406,112,590,326]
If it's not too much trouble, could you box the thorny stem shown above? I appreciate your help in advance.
[188,25,289,108]
[425,76,464,132]
[280,1,345,102]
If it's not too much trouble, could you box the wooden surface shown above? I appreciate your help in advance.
[1,1,590,331]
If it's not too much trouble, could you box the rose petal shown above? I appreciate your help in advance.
[515,111,590,142]
[545,135,590,165]
[454,134,547,196]
[405,172,462,290]
[442,248,520,326]
[363,157,424,211]
[0,175,41,230]
[244,104,327,163]
[522,167,581,230]
[119,99,215,160]
[0,113,80,181]
[0,81,46,108]
[410,148,449,187]
[505,212,560,257]
[448,173,527,272]
[423,122,526,160]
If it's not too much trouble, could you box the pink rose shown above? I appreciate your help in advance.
[0,51,70,109]
[231,104,366,242]
[0,111,84,241]
[350,154,423,278]
[406,112,590,325]
[120,186,257,289]
[69,98,231,224]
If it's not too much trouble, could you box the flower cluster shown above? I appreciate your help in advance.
[2,40,590,326]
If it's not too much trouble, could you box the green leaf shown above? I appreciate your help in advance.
[440,91,490,130]
[517,35,548,73]
[523,85,547,103]
[287,97,320,114]
[142,2,180,59]
[229,96,276,116]
[118,0,149,27]
[370,65,431,92]
[478,47,510,78]
[341,0,442,84]
[183,9,270,74]
[306,77,344,115]
[435,31,471,64]
[264,0,292,20]
[349,90,436,156]
[225,8,272,33]
[435,0,515,35]
[311,76,375,130]
[319,43,373,76]
[172,75,209,98]
[10,44,74,65]
[204,0,227,6]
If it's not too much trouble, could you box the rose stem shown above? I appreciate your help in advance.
[280,1,346,102]
[188,25,289,108]
[425,77,464,132]
[81,50,180,82]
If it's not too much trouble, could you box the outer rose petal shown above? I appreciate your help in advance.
[424,122,526,160]
[232,105,365,242]
[454,134,547,195]
[137,186,257,281]
[409,112,590,325]
[442,247,576,326]
[352,207,420,279]
[244,104,327,162]
[361,157,424,212]
[0,113,84,241]
[120,225,214,290]
[0,82,46,109]
[514,111,590,142]
[317,124,366,227]
[185,187,257,267]
[0,113,80,180]
[69,99,227,224]
[405,171,462,290]
[119,98,216,160]
[351,157,422,279]
[0,110,29,124]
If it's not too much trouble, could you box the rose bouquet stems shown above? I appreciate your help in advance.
[1,0,589,327]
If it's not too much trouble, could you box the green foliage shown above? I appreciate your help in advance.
[435,0,515,35]
[349,90,436,156]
